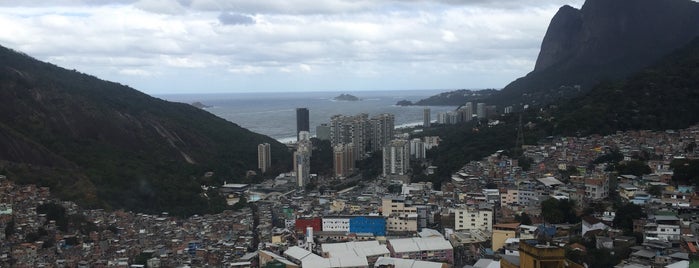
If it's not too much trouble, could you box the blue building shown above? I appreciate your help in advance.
[349,216,386,236]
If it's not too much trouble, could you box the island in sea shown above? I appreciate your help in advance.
[191,101,212,109]
[333,93,360,101]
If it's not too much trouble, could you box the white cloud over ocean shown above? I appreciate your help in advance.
[0,0,584,94]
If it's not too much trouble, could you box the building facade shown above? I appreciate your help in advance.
[257,143,271,173]
[382,140,410,178]
[296,108,309,141]
[454,205,493,232]
[370,113,395,153]
[333,143,355,178]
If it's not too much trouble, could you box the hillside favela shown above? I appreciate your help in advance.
[1,0,699,267]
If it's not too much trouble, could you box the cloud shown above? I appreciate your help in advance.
[441,30,457,43]
[0,0,586,93]
[134,0,186,14]
[218,12,254,25]
[119,68,156,76]
[298,64,312,73]
[228,65,265,74]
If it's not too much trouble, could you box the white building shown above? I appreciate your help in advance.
[322,217,350,232]
[453,205,493,232]
[257,143,271,173]
[585,177,609,200]
[409,138,426,159]
[382,140,410,178]
[294,132,312,188]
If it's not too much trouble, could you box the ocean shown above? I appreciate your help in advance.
[159,90,457,143]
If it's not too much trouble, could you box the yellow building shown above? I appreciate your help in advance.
[492,223,519,251]
[500,241,584,268]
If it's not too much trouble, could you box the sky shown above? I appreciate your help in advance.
[0,0,584,94]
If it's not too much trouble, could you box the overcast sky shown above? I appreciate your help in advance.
[0,0,584,94]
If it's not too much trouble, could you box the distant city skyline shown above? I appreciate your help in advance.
[0,0,584,95]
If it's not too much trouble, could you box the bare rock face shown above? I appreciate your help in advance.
[496,0,699,106]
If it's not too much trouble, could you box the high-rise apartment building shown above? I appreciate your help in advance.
[382,139,410,178]
[423,108,431,128]
[294,131,311,188]
[257,143,271,173]
[370,113,395,153]
[330,114,369,160]
[333,143,355,178]
[410,138,426,159]
[476,103,486,119]
[296,108,310,141]
[315,123,331,141]
[459,102,473,122]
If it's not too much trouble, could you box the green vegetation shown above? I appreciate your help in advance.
[420,38,699,188]
[310,138,333,177]
[515,212,533,225]
[615,160,652,176]
[613,203,646,234]
[549,37,699,136]
[0,45,291,216]
[670,158,699,186]
[540,198,579,224]
[399,89,498,106]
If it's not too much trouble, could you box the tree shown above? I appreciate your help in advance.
[647,185,662,197]
[516,212,533,225]
[613,203,645,233]
[541,198,579,224]
[541,199,564,223]
[616,160,651,176]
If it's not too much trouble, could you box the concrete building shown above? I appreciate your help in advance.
[500,241,584,268]
[322,217,350,232]
[382,139,410,179]
[296,108,309,141]
[585,176,609,200]
[316,123,331,141]
[459,102,473,123]
[349,216,386,236]
[454,205,493,232]
[257,143,271,173]
[330,114,370,160]
[382,197,419,233]
[410,138,426,159]
[386,237,454,264]
[492,223,519,251]
[476,103,486,119]
[370,113,395,153]
[294,132,311,188]
[333,143,355,178]
[423,108,431,128]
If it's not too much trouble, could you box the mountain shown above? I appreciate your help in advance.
[422,37,699,187]
[396,89,498,106]
[492,0,699,106]
[549,37,699,136]
[0,45,292,216]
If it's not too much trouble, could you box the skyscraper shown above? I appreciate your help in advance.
[477,103,486,119]
[410,138,426,159]
[294,131,311,188]
[296,108,310,141]
[333,143,355,178]
[460,102,473,122]
[257,143,271,173]
[370,113,395,152]
[382,139,410,178]
[423,108,431,128]
[330,113,369,160]
[315,123,331,141]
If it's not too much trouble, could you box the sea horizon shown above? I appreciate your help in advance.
[158,90,459,142]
